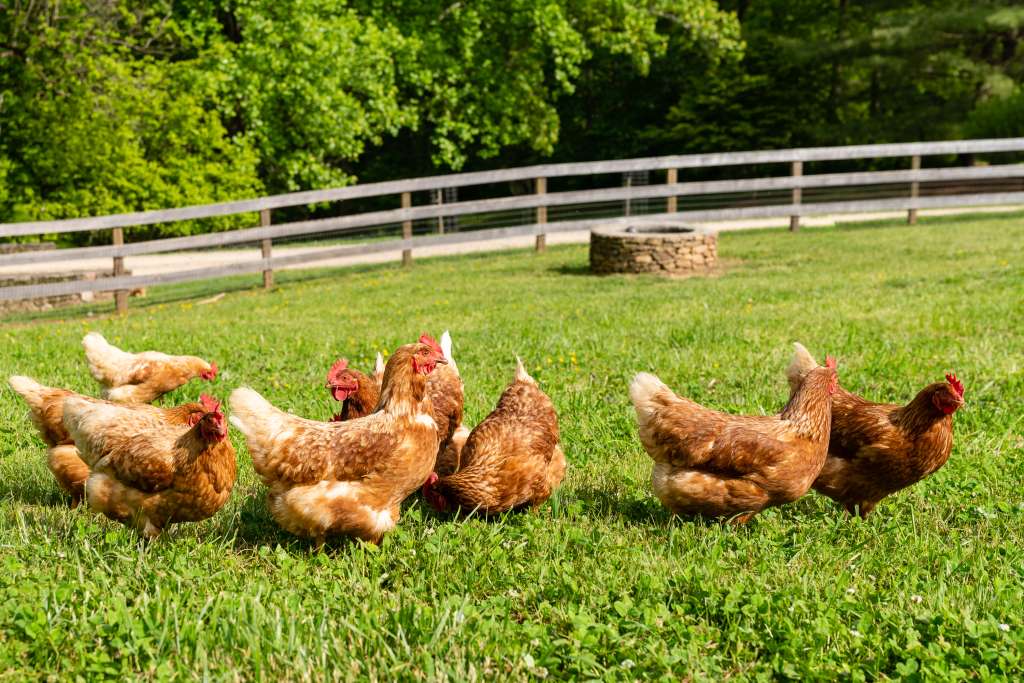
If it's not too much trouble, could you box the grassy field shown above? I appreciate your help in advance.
[1,212,1022,680]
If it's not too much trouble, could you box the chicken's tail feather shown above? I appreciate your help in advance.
[8,375,47,409]
[629,372,672,425]
[10,376,77,446]
[374,352,385,380]
[440,330,459,376]
[786,342,820,393]
[229,388,290,474]
[514,356,536,385]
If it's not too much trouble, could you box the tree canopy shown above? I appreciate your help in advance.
[0,0,1021,231]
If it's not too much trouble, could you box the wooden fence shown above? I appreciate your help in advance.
[2,137,1023,313]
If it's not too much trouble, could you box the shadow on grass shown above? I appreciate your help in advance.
[225,491,306,550]
[560,484,831,532]
[563,484,670,525]
[223,487,437,553]
[0,480,74,509]
[549,263,596,277]
[396,480,674,528]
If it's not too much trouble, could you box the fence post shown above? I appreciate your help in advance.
[789,160,803,232]
[260,209,273,289]
[402,192,413,267]
[535,177,547,252]
[433,189,445,235]
[112,227,128,315]
[666,168,678,214]
[907,155,921,224]
[624,174,633,217]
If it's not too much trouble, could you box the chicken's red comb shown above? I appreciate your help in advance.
[201,361,218,380]
[200,393,221,414]
[945,372,964,398]
[419,333,443,356]
[825,355,837,369]
[326,358,349,384]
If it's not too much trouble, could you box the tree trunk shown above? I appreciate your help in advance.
[827,0,849,125]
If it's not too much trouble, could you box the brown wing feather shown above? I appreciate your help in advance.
[248,411,402,485]
[62,397,204,492]
[124,361,197,402]
[105,354,209,404]
[642,393,795,475]
[76,415,179,491]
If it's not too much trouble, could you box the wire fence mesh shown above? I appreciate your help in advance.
[2,148,1023,308]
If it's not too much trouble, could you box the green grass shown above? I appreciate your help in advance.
[1,212,1023,680]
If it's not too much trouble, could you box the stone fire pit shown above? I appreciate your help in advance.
[589,222,717,276]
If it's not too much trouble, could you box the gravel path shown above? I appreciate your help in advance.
[1,205,1018,278]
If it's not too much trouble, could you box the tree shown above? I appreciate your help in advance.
[0,1,262,240]
[351,0,742,174]
[195,0,418,191]
[4,0,1018,236]
[647,0,1023,160]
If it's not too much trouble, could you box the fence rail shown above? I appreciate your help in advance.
[2,137,1023,310]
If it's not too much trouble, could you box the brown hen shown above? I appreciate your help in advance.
[787,343,964,517]
[230,335,447,544]
[62,393,236,538]
[83,332,217,404]
[326,354,384,421]
[422,358,565,514]
[329,331,465,475]
[630,359,837,522]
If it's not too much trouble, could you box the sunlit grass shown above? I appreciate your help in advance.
[1,212,1022,679]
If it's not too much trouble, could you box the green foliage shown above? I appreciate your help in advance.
[1,0,1022,239]
[0,0,739,231]
[640,0,1024,156]
[0,2,263,243]
[1,213,1023,678]
[967,88,1024,139]
[518,1,744,164]
[355,0,740,169]
[210,0,418,191]
[0,156,10,209]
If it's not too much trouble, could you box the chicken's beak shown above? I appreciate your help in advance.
[435,357,448,365]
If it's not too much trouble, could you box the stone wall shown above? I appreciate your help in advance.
[589,224,718,276]
[0,242,56,255]
[0,270,129,315]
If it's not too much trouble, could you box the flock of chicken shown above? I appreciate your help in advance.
[633,346,963,521]
[9,332,564,543]
[9,331,964,543]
